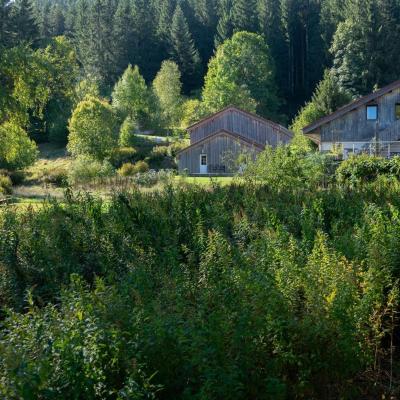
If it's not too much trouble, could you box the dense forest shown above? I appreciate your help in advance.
[3,0,400,131]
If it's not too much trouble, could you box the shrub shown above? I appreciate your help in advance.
[110,147,138,167]
[117,162,137,177]
[132,160,149,173]
[68,96,119,161]
[336,155,390,184]
[0,122,38,170]
[0,175,12,195]
[119,117,137,147]
[131,169,174,186]
[68,156,115,185]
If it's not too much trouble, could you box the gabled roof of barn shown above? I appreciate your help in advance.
[187,105,293,138]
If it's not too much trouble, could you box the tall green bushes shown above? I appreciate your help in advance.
[0,181,399,398]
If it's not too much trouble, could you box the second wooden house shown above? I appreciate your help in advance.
[303,80,400,158]
[177,106,293,175]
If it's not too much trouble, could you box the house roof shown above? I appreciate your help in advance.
[177,129,265,156]
[302,80,400,135]
[187,105,293,138]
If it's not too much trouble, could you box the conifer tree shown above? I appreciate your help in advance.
[214,0,232,47]
[74,0,117,89]
[48,3,65,37]
[169,4,201,93]
[231,0,257,33]
[8,0,38,45]
[113,0,135,76]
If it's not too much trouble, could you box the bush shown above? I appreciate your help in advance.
[0,174,12,195]
[244,145,335,191]
[110,147,138,167]
[0,184,398,398]
[68,96,119,161]
[119,117,137,147]
[131,169,174,186]
[132,160,149,173]
[117,162,137,177]
[68,156,115,185]
[0,122,38,170]
[336,155,390,184]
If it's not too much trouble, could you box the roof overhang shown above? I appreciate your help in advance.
[302,80,400,135]
[187,105,293,139]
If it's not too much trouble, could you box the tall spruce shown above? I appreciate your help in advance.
[74,0,117,90]
[215,0,233,47]
[169,4,201,93]
[231,0,258,33]
[8,0,38,45]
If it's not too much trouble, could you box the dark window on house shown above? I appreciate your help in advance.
[396,104,400,119]
[366,105,378,120]
[200,154,207,165]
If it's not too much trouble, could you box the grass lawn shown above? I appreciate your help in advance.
[174,176,236,186]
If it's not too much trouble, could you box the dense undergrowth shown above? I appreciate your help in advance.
[0,180,399,399]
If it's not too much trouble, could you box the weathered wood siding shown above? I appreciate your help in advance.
[190,109,292,146]
[178,133,260,174]
[320,87,400,143]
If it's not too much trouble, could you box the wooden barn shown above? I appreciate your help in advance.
[177,106,293,175]
[303,80,400,158]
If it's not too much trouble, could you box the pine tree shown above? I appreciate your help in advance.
[8,0,38,45]
[169,4,201,93]
[0,0,10,47]
[186,0,218,69]
[258,0,288,95]
[330,0,388,95]
[113,0,135,77]
[130,0,161,81]
[74,0,117,90]
[48,3,65,37]
[231,0,257,33]
[214,0,232,47]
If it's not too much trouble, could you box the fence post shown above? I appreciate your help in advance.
[388,142,391,158]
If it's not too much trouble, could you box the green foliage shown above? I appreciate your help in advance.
[153,60,183,127]
[243,145,335,191]
[0,174,12,195]
[202,31,280,119]
[110,146,138,167]
[68,96,119,161]
[335,154,400,185]
[117,162,137,176]
[0,276,161,399]
[68,156,115,185]
[291,69,352,134]
[119,117,137,146]
[169,4,201,93]
[117,160,149,177]
[0,181,399,398]
[0,122,38,170]
[112,65,151,130]
[132,160,149,173]
[180,98,204,128]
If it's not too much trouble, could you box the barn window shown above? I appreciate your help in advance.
[366,105,378,120]
[396,104,400,119]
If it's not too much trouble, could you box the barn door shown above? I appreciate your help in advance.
[200,154,208,174]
